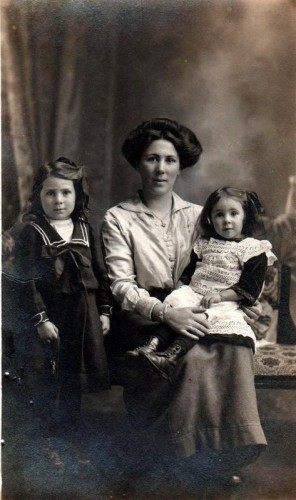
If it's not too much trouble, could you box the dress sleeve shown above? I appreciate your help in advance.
[101,212,162,318]
[179,250,199,285]
[231,253,268,305]
[88,222,114,315]
[9,223,48,326]
[178,239,204,285]
[241,238,277,266]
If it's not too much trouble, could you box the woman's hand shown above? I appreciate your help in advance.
[241,300,262,326]
[100,315,110,336]
[37,321,59,342]
[164,307,210,340]
[200,292,221,309]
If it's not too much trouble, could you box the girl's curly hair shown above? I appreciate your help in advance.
[22,157,89,221]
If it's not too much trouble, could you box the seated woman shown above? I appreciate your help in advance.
[101,118,266,482]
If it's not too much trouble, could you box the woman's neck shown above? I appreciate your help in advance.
[140,190,173,216]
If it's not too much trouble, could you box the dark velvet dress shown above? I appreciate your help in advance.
[9,215,111,418]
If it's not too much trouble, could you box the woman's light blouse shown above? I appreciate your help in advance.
[101,191,202,318]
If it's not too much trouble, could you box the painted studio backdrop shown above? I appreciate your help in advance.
[2,0,295,231]
[1,1,296,498]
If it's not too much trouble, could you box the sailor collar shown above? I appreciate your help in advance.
[30,217,89,247]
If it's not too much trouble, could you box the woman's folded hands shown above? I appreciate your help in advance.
[164,306,210,340]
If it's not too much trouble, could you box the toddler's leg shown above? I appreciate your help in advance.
[138,334,199,383]
[125,322,174,359]
[173,335,197,354]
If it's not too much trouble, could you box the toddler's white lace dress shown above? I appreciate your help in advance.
[165,237,277,348]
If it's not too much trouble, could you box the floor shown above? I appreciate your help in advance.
[2,379,296,499]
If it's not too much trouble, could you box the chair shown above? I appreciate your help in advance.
[254,265,296,389]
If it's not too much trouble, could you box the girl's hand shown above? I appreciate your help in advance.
[164,307,210,340]
[37,321,59,342]
[100,315,110,336]
[241,300,262,326]
[200,292,221,309]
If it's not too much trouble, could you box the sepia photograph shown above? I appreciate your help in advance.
[2,0,296,498]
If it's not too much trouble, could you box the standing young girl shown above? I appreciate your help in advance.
[10,157,112,427]
[131,187,276,381]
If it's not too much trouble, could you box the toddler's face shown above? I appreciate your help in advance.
[211,196,245,240]
[40,176,76,220]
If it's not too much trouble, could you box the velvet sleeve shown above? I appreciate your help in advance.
[89,222,114,314]
[8,223,48,324]
[231,252,268,305]
[179,250,200,285]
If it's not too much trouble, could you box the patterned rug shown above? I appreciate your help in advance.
[255,343,296,377]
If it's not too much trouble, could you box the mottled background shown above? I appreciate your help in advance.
[2,1,296,498]
[2,0,295,231]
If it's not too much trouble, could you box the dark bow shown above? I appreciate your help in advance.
[41,244,91,278]
[247,191,264,214]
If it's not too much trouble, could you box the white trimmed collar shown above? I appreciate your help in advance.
[30,217,89,247]
[118,191,193,214]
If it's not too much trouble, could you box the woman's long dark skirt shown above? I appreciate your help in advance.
[107,310,267,461]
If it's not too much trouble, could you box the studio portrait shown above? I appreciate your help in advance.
[2,0,296,498]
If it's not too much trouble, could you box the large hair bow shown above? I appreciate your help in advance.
[247,191,264,215]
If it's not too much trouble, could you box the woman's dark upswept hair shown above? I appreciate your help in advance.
[199,187,265,239]
[22,157,89,221]
[121,118,203,169]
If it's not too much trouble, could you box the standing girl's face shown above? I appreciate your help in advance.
[211,196,245,239]
[40,177,76,220]
[137,139,180,198]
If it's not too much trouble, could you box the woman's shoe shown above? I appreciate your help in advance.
[140,343,185,382]
[125,336,160,359]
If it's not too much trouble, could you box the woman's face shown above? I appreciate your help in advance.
[137,139,180,198]
[40,176,76,220]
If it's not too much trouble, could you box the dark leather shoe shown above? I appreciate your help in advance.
[140,343,185,382]
[125,336,160,359]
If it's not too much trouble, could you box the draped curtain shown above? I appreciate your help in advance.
[2,0,295,226]
[2,0,296,330]
[2,0,117,230]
